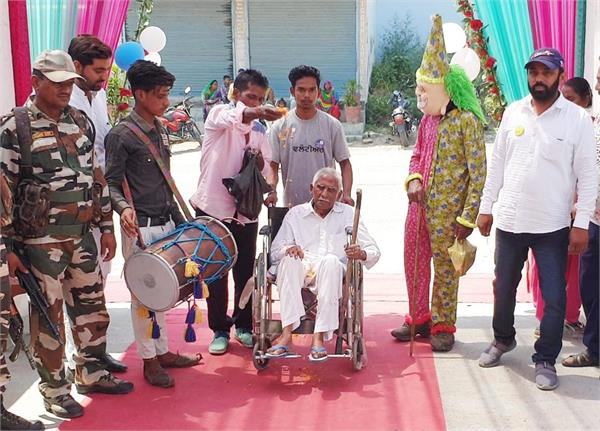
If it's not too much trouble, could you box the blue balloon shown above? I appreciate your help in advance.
[115,41,145,71]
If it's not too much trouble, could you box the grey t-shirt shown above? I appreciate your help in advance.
[270,109,350,206]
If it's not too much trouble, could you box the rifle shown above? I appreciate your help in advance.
[15,269,63,345]
[8,302,35,369]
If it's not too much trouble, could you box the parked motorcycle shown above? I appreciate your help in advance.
[389,91,413,147]
[160,86,203,144]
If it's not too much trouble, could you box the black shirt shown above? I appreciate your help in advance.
[104,110,184,225]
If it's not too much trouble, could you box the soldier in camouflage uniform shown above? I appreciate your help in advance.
[0,50,133,419]
[1,239,44,429]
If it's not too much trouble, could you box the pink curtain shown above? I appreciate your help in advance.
[76,0,131,54]
[528,0,578,79]
[8,0,32,106]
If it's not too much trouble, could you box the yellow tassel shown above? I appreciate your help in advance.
[202,281,210,299]
[195,307,203,324]
[137,305,149,319]
[147,321,153,338]
[185,259,200,278]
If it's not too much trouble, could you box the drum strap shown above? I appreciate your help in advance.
[123,122,194,222]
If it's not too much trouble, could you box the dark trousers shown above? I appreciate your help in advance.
[196,209,257,333]
[492,228,569,365]
[580,222,599,360]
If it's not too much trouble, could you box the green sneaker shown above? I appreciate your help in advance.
[208,331,229,355]
[235,329,253,348]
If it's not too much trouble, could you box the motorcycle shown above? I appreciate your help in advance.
[160,86,203,144]
[389,91,414,147]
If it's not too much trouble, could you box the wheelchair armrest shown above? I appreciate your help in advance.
[259,225,271,236]
[345,226,353,235]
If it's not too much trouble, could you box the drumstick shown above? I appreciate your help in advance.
[122,179,146,249]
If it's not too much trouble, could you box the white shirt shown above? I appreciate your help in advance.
[69,84,111,171]
[271,201,381,270]
[480,94,597,233]
[592,115,600,226]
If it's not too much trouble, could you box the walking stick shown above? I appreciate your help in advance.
[409,203,422,357]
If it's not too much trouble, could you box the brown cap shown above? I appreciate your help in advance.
[32,50,83,83]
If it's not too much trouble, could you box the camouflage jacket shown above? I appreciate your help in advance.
[0,100,113,249]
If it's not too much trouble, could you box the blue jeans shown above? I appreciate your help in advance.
[492,228,569,365]
[580,222,599,361]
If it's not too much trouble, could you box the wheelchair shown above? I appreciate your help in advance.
[251,206,366,371]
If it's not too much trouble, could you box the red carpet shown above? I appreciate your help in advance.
[59,310,446,430]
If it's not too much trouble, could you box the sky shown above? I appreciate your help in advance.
[375,0,463,46]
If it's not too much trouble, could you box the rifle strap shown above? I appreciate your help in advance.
[13,107,33,182]
[122,122,193,221]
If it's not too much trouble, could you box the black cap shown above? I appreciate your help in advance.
[525,48,564,70]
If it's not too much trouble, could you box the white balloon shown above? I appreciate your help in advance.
[451,47,481,81]
[144,52,162,66]
[140,26,167,53]
[442,22,467,54]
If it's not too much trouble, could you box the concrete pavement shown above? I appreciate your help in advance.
[3,143,598,430]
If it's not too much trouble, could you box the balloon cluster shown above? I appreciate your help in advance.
[455,0,506,123]
[114,26,167,71]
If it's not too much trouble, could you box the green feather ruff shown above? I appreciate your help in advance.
[444,64,486,123]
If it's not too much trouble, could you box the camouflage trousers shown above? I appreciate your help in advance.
[21,232,110,399]
[0,299,9,397]
[0,351,8,397]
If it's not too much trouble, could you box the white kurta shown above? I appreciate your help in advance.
[271,202,380,339]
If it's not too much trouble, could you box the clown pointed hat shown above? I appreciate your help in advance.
[416,15,450,84]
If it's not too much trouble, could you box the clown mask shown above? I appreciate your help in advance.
[415,80,450,116]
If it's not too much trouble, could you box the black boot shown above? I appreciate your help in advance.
[1,402,44,430]
[100,353,128,373]
[43,394,84,419]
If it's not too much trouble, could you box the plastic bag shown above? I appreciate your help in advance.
[222,148,272,220]
[447,238,477,276]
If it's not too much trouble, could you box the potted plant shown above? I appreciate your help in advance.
[342,79,361,123]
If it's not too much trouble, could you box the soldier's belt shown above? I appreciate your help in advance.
[49,189,90,203]
[45,223,90,236]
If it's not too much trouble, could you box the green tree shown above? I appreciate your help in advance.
[367,15,424,128]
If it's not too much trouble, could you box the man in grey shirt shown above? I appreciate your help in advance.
[268,65,353,207]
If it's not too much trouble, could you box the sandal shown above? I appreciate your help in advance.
[308,346,328,362]
[562,350,599,367]
[265,345,289,358]
[158,351,202,368]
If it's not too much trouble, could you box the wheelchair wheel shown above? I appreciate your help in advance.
[253,342,270,370]
[351,264,365,371]
[352,334,365,371]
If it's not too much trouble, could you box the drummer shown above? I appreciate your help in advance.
[189,69,284,355]
[105,60,200,388]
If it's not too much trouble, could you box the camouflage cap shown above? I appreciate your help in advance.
[33,50,82,83]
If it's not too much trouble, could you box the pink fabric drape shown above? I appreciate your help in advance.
[76,0,131,54]
[8,0,32,106]
[403,115,441,324]
[528,0,578,79]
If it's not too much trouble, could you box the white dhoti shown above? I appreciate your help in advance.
[123,222,174,359]
[277,253,344,341]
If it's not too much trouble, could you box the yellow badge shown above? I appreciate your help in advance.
[32,131,55,140]
[515,126,525,137]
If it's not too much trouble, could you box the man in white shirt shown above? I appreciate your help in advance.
[476,48,597,390]
[266,168,380,361]
[562,65,600,368]
[67,35,126,375]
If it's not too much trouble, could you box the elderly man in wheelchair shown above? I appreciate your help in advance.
[252,167,380,367]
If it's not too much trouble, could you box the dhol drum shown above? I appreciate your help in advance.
[124,216,238,311]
